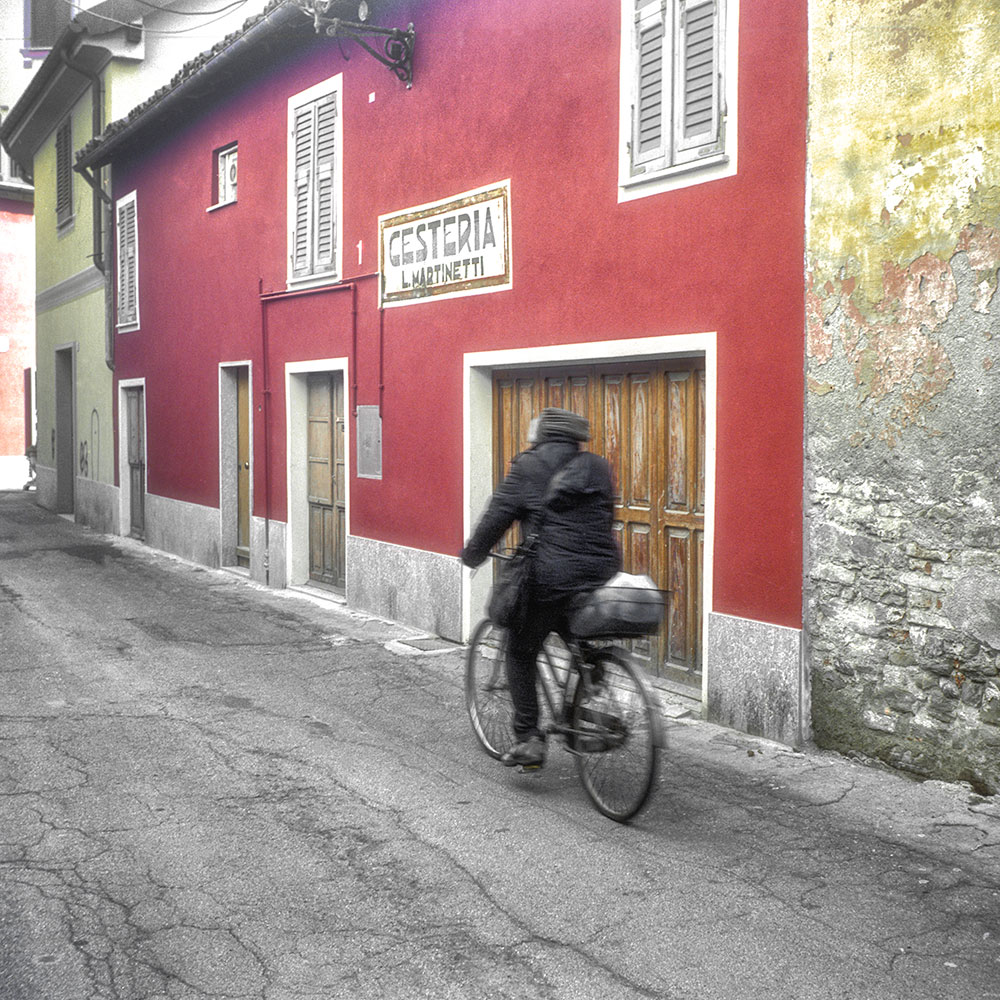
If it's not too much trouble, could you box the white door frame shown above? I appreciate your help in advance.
[53,342,77,514]
[117,377,147,539]
[218,361,254,566]
[284,357,351,587]
[462,333,717,707]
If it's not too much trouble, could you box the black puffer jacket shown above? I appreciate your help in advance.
[461,440,621,600]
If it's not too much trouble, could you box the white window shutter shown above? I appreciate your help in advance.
[637,19,665,156]
[292,103,315,277]
[631,2,668,174]
[117,198,137,326]
[674,0,722,164]
[288,79,340,282]
[313,94,337,271]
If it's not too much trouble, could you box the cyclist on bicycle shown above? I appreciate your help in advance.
[461,407,621,768]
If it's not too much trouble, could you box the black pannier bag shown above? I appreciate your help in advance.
[569,572,666,638]
[487,538,536,632]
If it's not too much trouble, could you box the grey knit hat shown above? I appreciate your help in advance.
[534,407,591,443]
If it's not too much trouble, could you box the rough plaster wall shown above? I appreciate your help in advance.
[0,205,33,458]
[806,0,1000,792]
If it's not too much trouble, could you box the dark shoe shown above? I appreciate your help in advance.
[501,736,546,769]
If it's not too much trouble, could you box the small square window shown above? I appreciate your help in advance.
[214,143,237,207]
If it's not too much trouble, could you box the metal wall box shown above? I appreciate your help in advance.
[356,405,382,479]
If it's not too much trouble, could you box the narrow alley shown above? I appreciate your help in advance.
[1,490,998,1000]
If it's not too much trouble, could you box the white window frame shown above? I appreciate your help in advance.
[462,333,716,669]
[286,74,343,288]
[618,0,739,202]
[116,190,140,332]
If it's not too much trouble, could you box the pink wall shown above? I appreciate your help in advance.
[113,0,808,629]
[0,199,34,456]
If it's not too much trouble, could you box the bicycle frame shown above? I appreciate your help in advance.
[465,614,662,821]
[535,634,608,753]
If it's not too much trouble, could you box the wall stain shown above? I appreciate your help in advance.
[808,252,958,446]
[955,222,1000,312]
[807,0,1000,789]
[809,1,1000,437]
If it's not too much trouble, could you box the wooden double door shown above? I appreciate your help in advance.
[236,367,251,567]
[493,360,706,689]
[307,373,346,590]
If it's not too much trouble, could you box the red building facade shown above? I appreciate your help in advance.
[0,187,33,489]
[77,0,808,742]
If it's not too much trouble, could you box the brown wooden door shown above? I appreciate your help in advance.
[492,360,705,688]
[236,367,250,567]
[658,367,706,686]
[125,386,145,539]
[307,372,346,590]
[54,348,75,513]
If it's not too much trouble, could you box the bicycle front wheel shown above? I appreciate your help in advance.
[465,619,517,759]
[571,647,662,822]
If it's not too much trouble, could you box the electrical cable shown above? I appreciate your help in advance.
[53,0,254,36]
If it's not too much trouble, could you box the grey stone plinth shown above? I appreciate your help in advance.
[707,612,806,747]
[347,535,462,642]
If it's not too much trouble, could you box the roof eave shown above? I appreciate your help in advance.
[0,24,111,172]
[0,180,34,205]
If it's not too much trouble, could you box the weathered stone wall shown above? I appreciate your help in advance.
[806,0,1000,792]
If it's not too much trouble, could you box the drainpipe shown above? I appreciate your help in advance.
[64,47,115,372]
[351,282,358,414]
[378,305,385,412]
[258,279,273,586]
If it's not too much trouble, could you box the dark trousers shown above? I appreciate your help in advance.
[506,594,574,741]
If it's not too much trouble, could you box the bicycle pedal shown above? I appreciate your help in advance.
[518,762,544,773]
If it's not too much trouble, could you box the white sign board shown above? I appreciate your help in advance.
[379,181,511,307]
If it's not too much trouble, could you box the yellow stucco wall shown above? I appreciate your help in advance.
[33,79,116,518]
[807,0,1000,442]
[35,290,113,483]
[34,91,100,294]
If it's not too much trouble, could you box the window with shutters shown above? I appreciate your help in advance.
[287,75,342,285]
[55,118,73,229]
[619,0,735,199]
[116,191,139,331]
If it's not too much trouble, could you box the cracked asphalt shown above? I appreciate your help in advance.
[1,490,998,1000]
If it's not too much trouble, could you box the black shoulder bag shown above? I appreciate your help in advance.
[487,453,576,631]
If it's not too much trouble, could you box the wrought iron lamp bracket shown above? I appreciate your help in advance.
[302,4,414,88]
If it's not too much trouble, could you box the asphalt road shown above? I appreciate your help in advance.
[1,490,998,999]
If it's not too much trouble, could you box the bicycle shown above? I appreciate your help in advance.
[465,570,664,823]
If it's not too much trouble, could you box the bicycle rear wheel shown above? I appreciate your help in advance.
[465,619,516,759]
[570,647,661,822]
